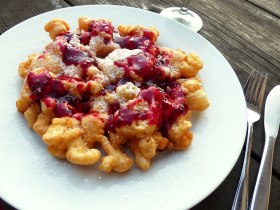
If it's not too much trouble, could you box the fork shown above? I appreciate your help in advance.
[231,70,267,210]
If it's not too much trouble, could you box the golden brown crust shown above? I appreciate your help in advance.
[180,77,210,111]
[167,112,193,150]
[16,17,209,172]
[118,24,159,42]
[78,16,93,32]
[160,47,203,79]
[44,18,70,40]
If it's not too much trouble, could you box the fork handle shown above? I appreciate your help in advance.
[249,136,275,210]
[231,122,253,210]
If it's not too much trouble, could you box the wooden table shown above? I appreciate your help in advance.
[0,0,279,209]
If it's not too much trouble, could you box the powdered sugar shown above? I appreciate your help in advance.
[107,49,142,61]
[69,35,80,46]
[62,63,81,77]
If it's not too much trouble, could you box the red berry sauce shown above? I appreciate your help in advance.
[162,82,188,131]
[79,19,115,45]
[27,71,92,120]
[27,22,189,133]
[89,20,114,37]
[55,33,97,77]
[112,86,163,129]
[59,44,96,73]
[107,83,188,132]
[114,30,158,55]
[78,32,91,45]
[114,52,156,81]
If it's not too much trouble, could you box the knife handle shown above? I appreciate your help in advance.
[249,136,275,210]
[231,122,253,210]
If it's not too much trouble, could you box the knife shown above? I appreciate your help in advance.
[249,85,280,210]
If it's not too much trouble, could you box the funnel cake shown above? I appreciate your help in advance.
[16,17,209,172]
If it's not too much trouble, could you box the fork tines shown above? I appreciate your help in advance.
[243,70,268,107]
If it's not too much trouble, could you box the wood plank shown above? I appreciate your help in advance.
[160,0,280,176]
[66,0,141,8]
[198,14,280,177]
[0,17,9,34]
[0,0,69,32]
[66,0,169,12]
[167,0,280,77]
[247,0,280,18]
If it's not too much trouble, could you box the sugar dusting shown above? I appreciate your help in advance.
[107,49,142,61]
[63,65,81,77]
[116,82,140,98]
[69,35,80,46]
[95,49,142,83]
[89,36,102,53]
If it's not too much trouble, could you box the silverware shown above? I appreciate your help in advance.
[232,70,267,210]
[249,85,280,210]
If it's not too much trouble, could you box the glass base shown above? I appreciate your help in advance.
[160,7,203,32]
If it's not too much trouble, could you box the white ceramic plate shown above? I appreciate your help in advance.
[0,5,247,210]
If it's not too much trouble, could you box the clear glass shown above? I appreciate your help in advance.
[160,0,203,32]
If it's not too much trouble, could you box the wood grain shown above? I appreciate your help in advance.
[0,0,69,33]
[66,0,140,7]
[171,0,280,75]
[197,12,280,176]
[0,17,9,34]
[66,0,169,12]
[164,0,280,176]
[247,0,280,18]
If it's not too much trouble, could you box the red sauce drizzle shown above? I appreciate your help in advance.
[78,32,91,45]
[107,85,188,132]
[105,100,121,132]
[59,45,95,68]
[114,30,159,55]
[57,40,97,78]
[89,20,114,37]
[162,82,188,130]
[27,25,189,132]
[27,71,92,119]
[114,52,156,81]
[86,20,114,45]
[114,50,170,84]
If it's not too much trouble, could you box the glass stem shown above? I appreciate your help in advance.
[179,0,191,15]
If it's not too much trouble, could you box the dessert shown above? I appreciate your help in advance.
[16,17,209,172]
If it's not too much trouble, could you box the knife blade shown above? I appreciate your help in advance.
[249,85,280,210]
